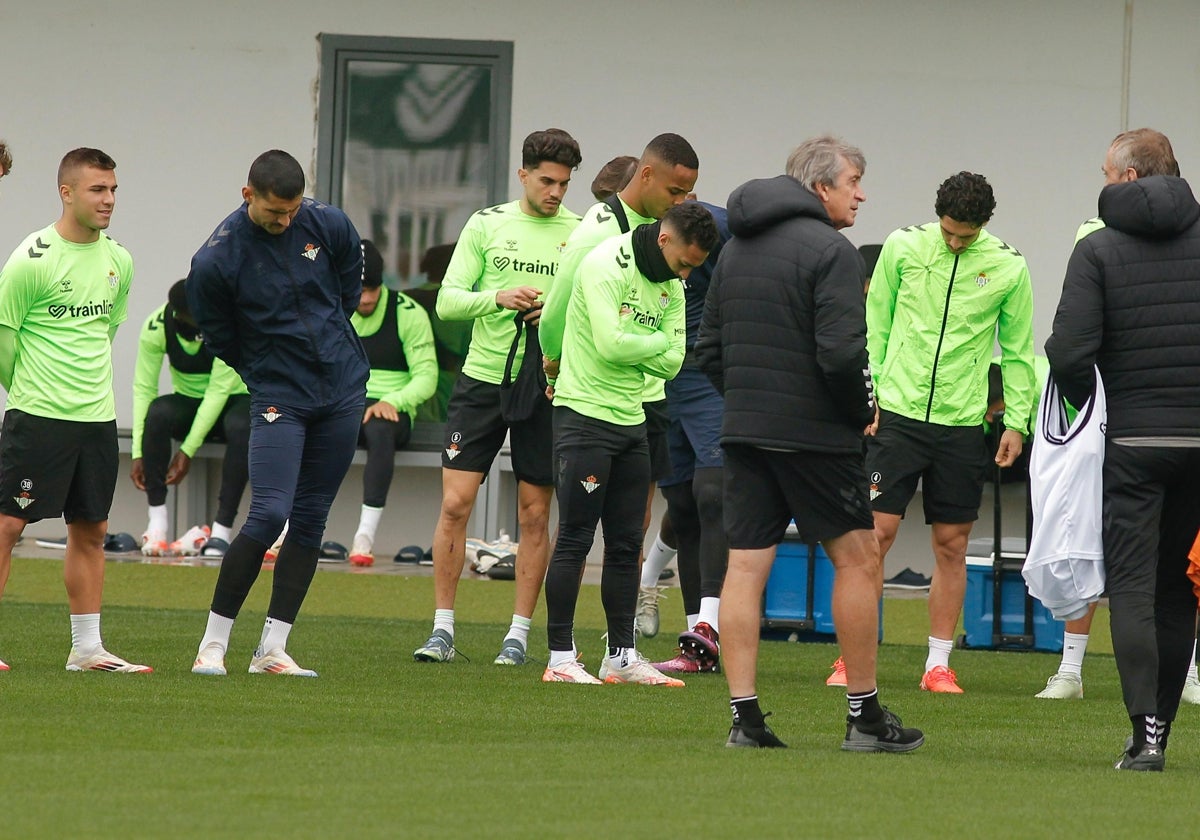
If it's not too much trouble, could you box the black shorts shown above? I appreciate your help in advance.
[865,409,990,524]
[0,410,118,523]
[442,373,553,486]
[644,399,672,483]
[722,443,874,549]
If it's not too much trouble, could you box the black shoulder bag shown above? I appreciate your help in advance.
[499,310,548,422]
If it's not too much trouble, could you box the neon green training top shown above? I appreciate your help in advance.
[180,358,247,458]
[1075,217,1105,242]
[0,225,132,421]
[351,286,439,420]
[436,200,580,386]
[540,197,666,402]
[554,232,686,426]
[866,221,1036,435]
[540,198,655,361]
[130,302,249,459]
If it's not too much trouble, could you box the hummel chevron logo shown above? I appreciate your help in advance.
[207,224,231,248]
[27,237,50,258]
[615,246,630,269]
[596,209,613,224]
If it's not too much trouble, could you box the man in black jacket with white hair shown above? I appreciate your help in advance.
[696,135,923,754]
[1046,128,1200,772]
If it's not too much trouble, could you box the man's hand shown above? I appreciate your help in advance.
[864,404,881,436]
[994,429,1024,468]
[542,355,559,380]
[165,451,191,485]
[363,400,400,423]
[495,285,543,312]
[130,457,146,490]
[521,301,544,327]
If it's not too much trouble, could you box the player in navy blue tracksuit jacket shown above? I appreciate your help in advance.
[186,149,369,677]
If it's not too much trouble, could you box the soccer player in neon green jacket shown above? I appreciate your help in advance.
[864,171,1035,694]
[541,203,718,685]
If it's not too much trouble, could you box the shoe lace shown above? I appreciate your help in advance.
[930,666,957,684]
[426,633,469,663]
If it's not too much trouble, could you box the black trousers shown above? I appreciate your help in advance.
[545,407,649,652]
[142,393,251,527]
[357,399,413,508]
[1104,442,1200,724]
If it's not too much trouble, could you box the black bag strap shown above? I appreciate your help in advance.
[604,194,631,234]
[502,312,526,388]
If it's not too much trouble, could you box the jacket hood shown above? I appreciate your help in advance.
[1099,175,1200,239]
[727,175,833,237]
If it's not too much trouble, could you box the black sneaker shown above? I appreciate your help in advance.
[1115,742,1165,771]
[841,707,924,753]
[726,714,787,748]
[883,567,931,590]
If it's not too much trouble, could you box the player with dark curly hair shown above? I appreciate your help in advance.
[934,171,998,226]
[835,171,1036,695]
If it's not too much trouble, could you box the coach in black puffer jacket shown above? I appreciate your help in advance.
[1046,160,1200,770]
[695,174,874,452]
[1047,174,1200,434]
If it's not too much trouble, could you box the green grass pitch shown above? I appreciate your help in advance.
[0,557,1192,838]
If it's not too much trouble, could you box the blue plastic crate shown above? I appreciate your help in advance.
[962,538,1064,652]
[762,537,882,640]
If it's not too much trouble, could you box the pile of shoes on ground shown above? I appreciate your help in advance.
[466,532,518,580]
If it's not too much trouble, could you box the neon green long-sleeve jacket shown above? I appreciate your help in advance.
[866,221,1036,435]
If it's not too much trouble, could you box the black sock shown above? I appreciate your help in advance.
[1131,714,1166,749]
[731,695,764,728]
[210,534,270,618]
[848,688,882,723]
[267,539,321,624]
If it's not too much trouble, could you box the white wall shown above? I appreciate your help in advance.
[1,0,1197,542]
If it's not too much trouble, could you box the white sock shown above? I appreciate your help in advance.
[640,532,676,587]
[70,613,102,654]
[610,646,638,669]
[698,597,720,632]
[260,616,292,653]
[357,505,384,543]
[1058,632,1090,677]
[1189,641,1199,681]
[505,614,532,648]
[686,613,700,632]
[549,648,576,667]
[925,636,954,672]
[147,505,168,536]
[210,521,234,543]
[199,612,235,653]
[433,609,455,637]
